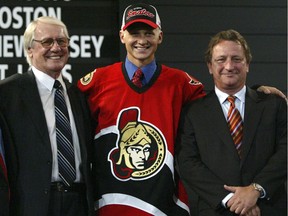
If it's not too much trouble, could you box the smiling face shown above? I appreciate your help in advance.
[27,22,69,78]
[119,22,163,67]
[208,40,249,94]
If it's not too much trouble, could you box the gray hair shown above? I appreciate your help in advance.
[23,16,69,65]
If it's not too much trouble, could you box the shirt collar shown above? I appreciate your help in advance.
[31,66,66,92]
[215,85,246,104]
[125,57,157,82]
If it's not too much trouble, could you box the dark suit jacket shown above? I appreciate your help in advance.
[0,71,94,216]
[176,87,287,216]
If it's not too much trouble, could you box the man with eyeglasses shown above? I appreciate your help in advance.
[0,16,94,216]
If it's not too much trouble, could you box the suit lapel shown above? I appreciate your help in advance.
[202,89,265,170]
[19,71,50,147]
[240,88,264,164]
[204,92,241,161]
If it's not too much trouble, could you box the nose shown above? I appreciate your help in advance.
[224,59,235,71]
[137,34,148,44]
[50,41,61,50]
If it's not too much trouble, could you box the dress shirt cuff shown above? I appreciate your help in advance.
[222,193,234,208]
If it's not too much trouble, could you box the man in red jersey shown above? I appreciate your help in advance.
[78,3,204,215]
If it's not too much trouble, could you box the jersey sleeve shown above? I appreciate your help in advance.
[183,72,206,103]
[77,69,97,94]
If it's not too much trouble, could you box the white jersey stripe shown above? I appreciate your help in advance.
[95,193,167,216]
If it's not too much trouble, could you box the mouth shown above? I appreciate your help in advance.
[135,45,149,50]
[222,71,238,76]
[47,56,62,60]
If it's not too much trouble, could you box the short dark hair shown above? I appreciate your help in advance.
[205,29,252,64]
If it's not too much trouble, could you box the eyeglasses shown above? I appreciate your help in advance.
[32,38,69,48]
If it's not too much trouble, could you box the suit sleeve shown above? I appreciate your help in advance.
[252,96,287,198]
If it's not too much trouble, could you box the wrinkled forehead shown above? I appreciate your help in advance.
[34,22,66,38]
[212,41,245,55]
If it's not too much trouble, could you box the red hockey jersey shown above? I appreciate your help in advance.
[78,62,205,215]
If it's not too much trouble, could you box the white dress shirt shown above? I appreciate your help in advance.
[32,66,82,182]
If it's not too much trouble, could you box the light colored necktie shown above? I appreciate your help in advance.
[132,68,144,88]
[227,96,243,157]
[54,80,76,186]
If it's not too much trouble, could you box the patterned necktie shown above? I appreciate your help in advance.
[227,96,243,157]
[132,68,144,88]
[54,80,76,186]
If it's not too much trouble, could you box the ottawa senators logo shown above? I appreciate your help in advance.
[79,70,95,85]
[108,107,166,181]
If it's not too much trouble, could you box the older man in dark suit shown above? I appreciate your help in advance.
[176,29,287,216]
[0,16,94,216]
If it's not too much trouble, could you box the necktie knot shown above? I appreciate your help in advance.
[54,80,62,90]
[132,68,144,88]
[227,95,236,107]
